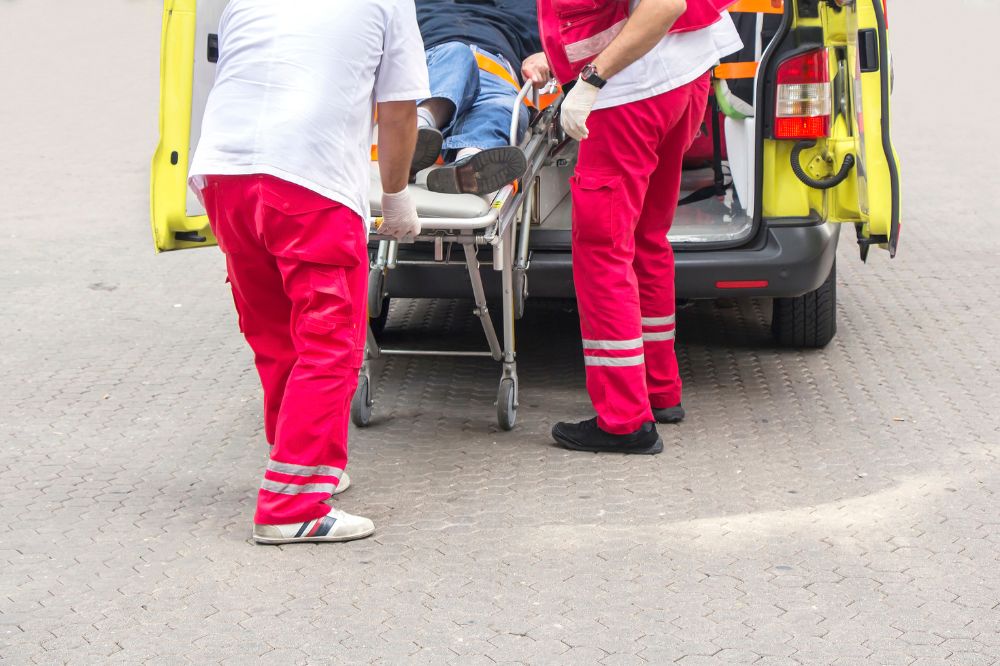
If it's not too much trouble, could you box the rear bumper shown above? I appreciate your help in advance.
[382,222,840,301]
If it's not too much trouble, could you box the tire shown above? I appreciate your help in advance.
[497,378,517,431]
[513,270,528,321]
[351,376,373,428]
[368,268,389,338]
[771,262,837,348]
[370,297,390,338]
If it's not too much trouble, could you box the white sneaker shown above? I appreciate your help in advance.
[253,506,374,545]
[332,472,350,495]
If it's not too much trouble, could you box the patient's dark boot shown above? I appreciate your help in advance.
[411,127,444,174]
[426,147,527,195]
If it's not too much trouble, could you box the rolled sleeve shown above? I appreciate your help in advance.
[375,0,431,103]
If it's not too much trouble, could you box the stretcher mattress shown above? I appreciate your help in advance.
[368,164,494,219]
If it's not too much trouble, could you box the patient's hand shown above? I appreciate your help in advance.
[522,52,553,88]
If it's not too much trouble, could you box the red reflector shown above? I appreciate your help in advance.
[775,115,830,140]
[716,280,769,289]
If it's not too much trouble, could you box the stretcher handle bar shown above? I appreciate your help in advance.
[509,82,537,147]
[516,182,534,270]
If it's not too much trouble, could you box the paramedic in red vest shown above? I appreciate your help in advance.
[540,0,742,454]
[188,1,430,543]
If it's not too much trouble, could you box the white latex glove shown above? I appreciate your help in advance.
[379,189,421,241]
[560,78,602,141]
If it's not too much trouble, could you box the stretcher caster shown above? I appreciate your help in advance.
[351,376,373,428]
[370,297,390,337]
[497,378,517,431]
[368,267,389,337]
[513,270,528,321]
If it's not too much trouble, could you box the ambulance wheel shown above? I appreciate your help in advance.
[497,378,517,431]
[351,376,373,428]
[772,262,837,349]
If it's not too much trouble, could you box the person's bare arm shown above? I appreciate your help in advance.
[592,0,687,80]
[375,100,421,240]
[559,0,687,140]
[376,100,418,193]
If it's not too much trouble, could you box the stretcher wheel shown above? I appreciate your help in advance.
[351,376,373,428]
[370,297,390,337]
[497,378,517,431]
[513,271,528,320]
[368,266,389,337]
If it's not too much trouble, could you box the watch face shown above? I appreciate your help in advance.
[581,64,597,79]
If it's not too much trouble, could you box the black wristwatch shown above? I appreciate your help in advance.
[580,63,607,89]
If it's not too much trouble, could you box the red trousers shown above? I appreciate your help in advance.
[201,174,368,525]
[572,74,710,434]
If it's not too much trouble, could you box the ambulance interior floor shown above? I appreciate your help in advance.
[3,2,1000,664]
[538,166,754,246]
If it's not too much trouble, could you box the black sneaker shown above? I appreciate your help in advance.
[652,404,685,424]
[411,127,444,174]
[551,418,663,455]
[426,146,527,195]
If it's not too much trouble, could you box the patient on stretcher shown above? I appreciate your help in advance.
[412,0,550,195]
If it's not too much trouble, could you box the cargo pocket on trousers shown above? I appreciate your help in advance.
[299,265,364,370]
[571,172,625,248]
[259,179,365,268]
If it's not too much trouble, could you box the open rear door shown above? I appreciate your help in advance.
[759,0,900,260]
[841,0,900,258]
[150,0,228,252]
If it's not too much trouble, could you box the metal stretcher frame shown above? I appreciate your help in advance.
[351,82,564,431]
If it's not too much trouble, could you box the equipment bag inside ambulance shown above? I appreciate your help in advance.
[151,0,900,349]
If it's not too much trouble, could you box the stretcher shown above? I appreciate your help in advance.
[351,82,566,431]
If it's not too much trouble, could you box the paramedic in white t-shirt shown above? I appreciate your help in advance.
[541,0,743,454]
[188,0,430,545]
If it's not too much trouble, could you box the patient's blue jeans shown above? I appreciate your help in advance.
[422,42,530,161]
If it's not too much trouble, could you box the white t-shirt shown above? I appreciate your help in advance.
[594,11,743,111]
[189,0,430,222]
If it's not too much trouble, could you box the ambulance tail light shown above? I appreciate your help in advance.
[774,49,832,140]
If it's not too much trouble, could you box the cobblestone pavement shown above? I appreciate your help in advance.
[2,1,999,664]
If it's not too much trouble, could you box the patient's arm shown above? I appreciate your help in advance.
[592,0,687,80]
[376,100,418,194]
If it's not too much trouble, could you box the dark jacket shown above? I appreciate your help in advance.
[415,0,541,72]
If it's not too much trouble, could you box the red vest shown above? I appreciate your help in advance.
[538,0,738,83]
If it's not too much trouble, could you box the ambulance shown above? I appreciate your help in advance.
[152,0,900,349]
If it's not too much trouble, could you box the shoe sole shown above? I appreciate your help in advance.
[426,147,527,195]
[253,525,375,545]
[411,128,443,174]
[551,430,664,455]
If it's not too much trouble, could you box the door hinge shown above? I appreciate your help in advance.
[855,224,888,262]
